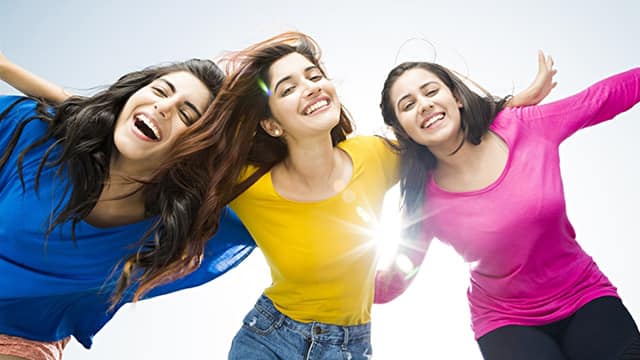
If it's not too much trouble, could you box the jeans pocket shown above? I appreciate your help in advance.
[241,306,277,336]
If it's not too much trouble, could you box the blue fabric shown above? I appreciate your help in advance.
[229,295,372,360]
[0,96,255,348]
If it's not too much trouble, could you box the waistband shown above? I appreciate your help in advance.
[255,294,371,346]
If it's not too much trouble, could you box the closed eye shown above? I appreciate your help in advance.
[179,110,195,126]
[401,101,415,112]
[152,86,168,97]
[281,86,295,97]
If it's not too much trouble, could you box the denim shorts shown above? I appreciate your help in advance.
[228,294,372,359]
[0,333,70,360]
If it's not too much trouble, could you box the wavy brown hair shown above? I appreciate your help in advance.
[379,61,510,242]
[188,32,355,228]
[0,59,227,304]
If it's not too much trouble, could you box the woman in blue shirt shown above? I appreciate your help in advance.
[0,57,254,359]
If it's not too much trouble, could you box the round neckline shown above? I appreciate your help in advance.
[79,215,155,231]
[429,128,511,197]
[268,142,355,205]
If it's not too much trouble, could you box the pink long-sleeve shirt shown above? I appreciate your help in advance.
[375,68,640,339]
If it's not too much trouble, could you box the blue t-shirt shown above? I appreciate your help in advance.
[0,96,255,348]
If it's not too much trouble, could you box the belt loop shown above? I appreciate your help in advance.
[274,311,285,329]
[342,326,350,347]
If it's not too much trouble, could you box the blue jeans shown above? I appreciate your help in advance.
[228,295,372,359]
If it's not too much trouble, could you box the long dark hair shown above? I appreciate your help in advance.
[380,61,509,241]
[0,59,226,304]
[185,32,355,234]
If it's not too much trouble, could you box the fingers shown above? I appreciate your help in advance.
[546,54,555,71]
[537,49,544,63]
[537,49,555,71]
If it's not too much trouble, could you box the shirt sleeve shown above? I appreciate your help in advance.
[0,96,44,189]
[512,67,640,144]
[369,136,401,189]
[143,207,255,298]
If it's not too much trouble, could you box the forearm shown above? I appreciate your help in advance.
[0,58,70,103]
[374,236,430,304]
[508,50,558,107]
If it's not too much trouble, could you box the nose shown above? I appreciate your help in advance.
[154,97,178,119]
[418,96,434,114]
[303,80,321,98]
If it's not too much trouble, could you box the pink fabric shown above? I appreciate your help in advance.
[0,334,69,360]
[375,68,640,339]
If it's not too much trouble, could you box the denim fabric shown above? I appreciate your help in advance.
[229,295,372,359]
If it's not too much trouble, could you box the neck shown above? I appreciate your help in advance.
[85,159,148,227]
[282,133,338,184]
[433,131,491,175]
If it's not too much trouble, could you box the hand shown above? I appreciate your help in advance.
[509,50,558,106]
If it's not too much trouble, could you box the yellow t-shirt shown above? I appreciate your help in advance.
[230,135,399,325]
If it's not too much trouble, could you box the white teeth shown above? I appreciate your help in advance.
[136,114,160,139]
[422,113,445,128]
[304,99,329,115]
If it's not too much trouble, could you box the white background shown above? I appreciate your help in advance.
[1,1,639,358]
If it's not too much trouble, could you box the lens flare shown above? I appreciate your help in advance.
[257,78,271,97]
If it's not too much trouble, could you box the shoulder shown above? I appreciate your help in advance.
[339,135,400,187]
[0,95,39,118]
[338,135,397,158]
[238,164,260,183]
[0,96,52,142]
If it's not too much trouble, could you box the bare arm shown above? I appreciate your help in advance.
[374,234,431,304]
[0,52,72,103]
[508,50,558,106]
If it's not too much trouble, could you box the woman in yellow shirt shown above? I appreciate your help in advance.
[209,33,398,359]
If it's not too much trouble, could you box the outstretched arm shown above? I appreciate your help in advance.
[508,50,558,107]
[0,52,72,103]
[517,67,640,143]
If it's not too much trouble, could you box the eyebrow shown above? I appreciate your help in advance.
[273,65,319,93]
[396,81,437,109]
[159,78,203,118]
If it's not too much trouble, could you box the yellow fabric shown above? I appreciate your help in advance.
[231,135,399,325]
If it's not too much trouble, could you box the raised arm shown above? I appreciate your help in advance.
[517,67,640,143]
[0,51,72,103]
[508,50,558,107]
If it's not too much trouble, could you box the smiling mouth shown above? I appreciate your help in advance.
[134,115,160,141]
[303,99,330,115]
[421,113,445,129]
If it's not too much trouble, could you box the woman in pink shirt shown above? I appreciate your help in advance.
[375,53,640,359]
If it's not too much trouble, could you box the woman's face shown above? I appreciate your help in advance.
[113,70,211,173]
[262,52,341,142]
[390,68,463,150]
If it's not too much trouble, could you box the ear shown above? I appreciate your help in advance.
[453,93,463,108]
[260,118,283,137]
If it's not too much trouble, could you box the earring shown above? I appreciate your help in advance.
[274,129,281,136]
